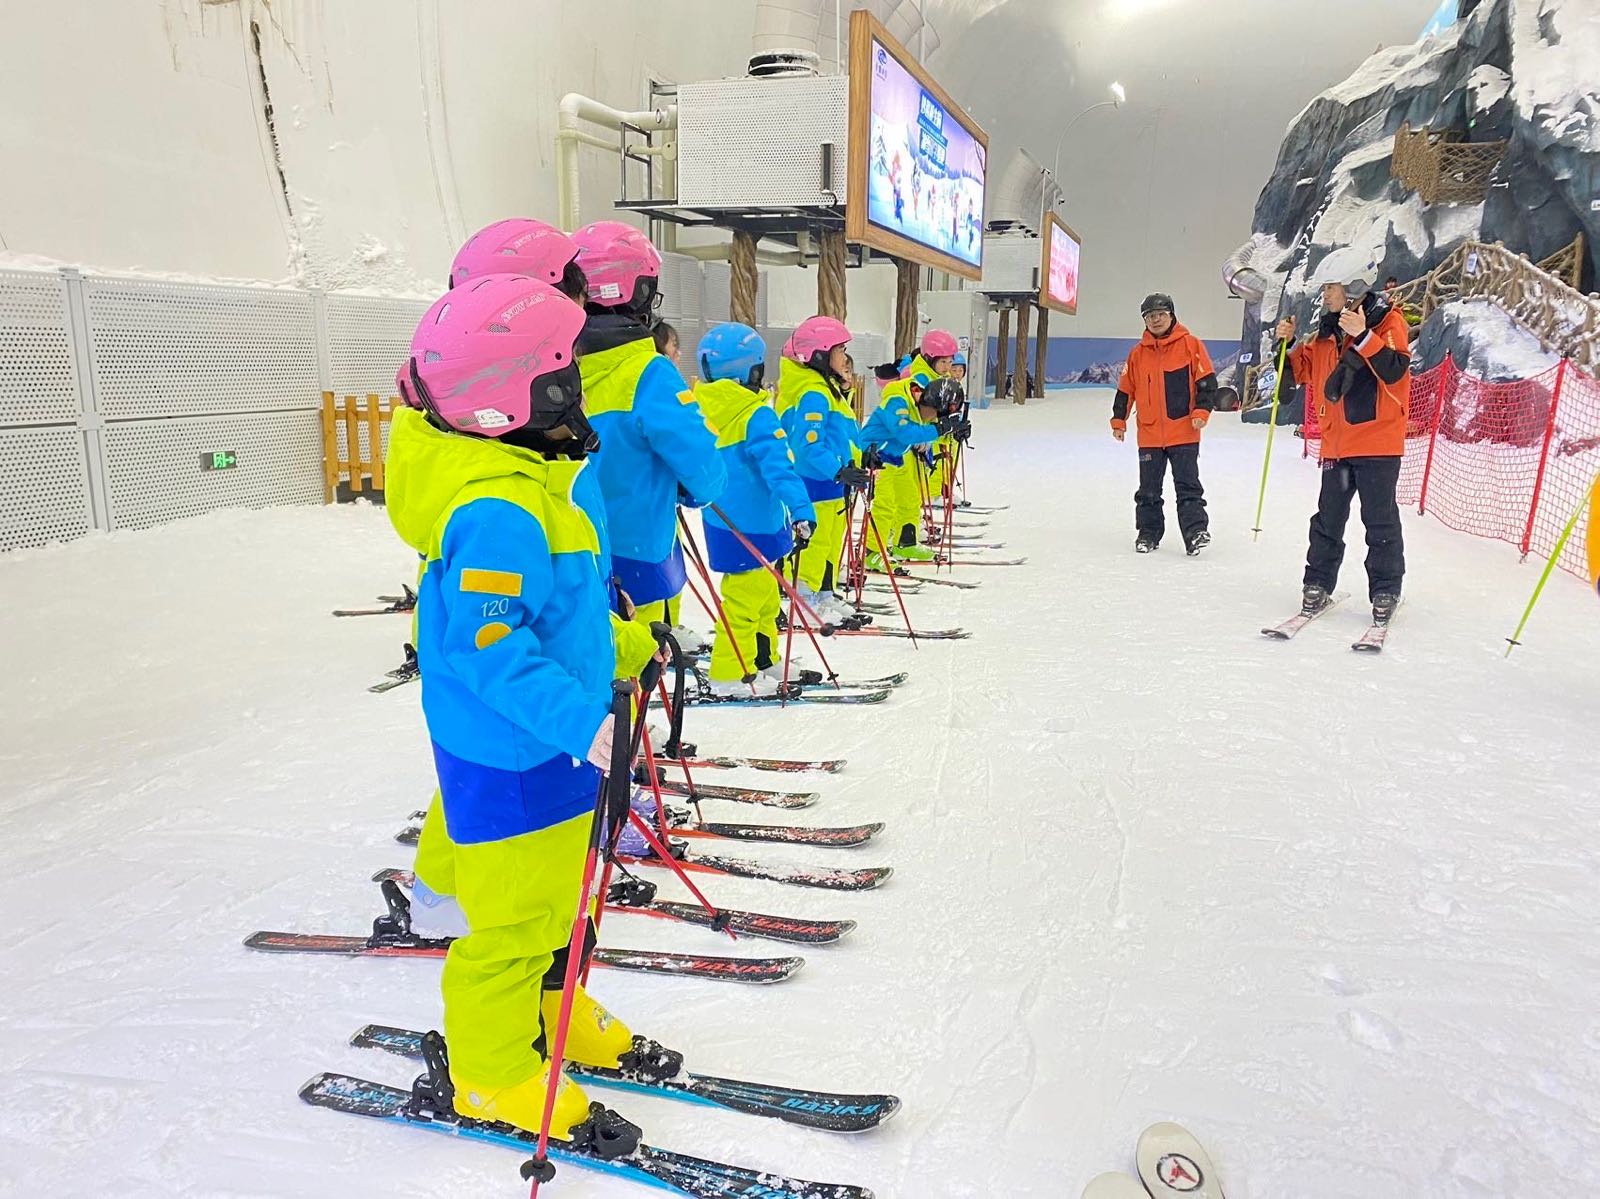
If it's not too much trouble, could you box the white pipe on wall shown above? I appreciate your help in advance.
[555,93,677,232]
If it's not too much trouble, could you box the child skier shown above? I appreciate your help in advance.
[774,316,866,623]
[1110,293,1218,554]
[864,329,959,565]
[385,273,630,1141]
[573,220,726,645]
[409,220,664,948]
[694,323,817,697]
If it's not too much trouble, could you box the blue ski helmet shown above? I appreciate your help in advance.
[697,322,767,389]
[952,350,967,366]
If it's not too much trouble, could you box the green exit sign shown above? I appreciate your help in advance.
[200,450,238,472]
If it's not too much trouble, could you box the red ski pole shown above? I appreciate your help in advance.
[706,504,840,685]
[863,504,918,649]
[525,682,634,1196]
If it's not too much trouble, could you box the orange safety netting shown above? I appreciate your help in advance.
[1303,356,1599,579]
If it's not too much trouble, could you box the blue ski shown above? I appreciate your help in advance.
[351,1024,900,1134]
[299,1072,875,1197]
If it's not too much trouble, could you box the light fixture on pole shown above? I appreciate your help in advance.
[1051,81,1125,195]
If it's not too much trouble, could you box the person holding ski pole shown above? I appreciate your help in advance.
[1110,293,1217,555]
[1272,269,1411,625]
[386,274,636,1140]
[573,221,726,649]
[694,323,818,697]
[866,330,959,564]
[774,316,864,625]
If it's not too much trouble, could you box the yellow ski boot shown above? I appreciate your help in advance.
[451,1060,592,1140]
[542,984,635,1069]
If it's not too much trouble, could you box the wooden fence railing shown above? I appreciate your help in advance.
[1391,121,1507,206]
[321,392,399,502]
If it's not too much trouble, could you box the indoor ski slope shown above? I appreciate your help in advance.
[2,393,1598,1198]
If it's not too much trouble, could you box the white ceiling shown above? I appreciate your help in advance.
[925,0,1444,339]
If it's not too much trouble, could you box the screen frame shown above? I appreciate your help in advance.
[1038,212,1081,315]
[846,8,989,282]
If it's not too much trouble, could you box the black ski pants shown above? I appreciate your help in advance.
[1135,443,1207,545]
[1304,455,1405,600]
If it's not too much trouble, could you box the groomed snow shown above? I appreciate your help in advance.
[3,397,1599,1197]
[1437,298,1565,377]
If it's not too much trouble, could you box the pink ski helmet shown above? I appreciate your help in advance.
[572,220,662,311]
[783,316,852,374]
[449,219,582,295]
[920,329,959,361]
[396,275,587,441]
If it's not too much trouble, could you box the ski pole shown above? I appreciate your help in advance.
[677,516,755,689]
[780,551,801,699]
[1504,479,1595,656]
[1251,331,1292,540]
[525,681,635,1196]
[864,508,918,648]
[706,504,840,684]
[585,671,655,983]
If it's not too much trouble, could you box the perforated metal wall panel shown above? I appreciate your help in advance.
[658,254,704,325]
[85,276,319,419]
[703,262,732,323]
[328,293,431,396]
[0,269,80,426]
[979,236,1043,295]
[677,76,850,209]
[0,426,92,550]
[103,411,323,531]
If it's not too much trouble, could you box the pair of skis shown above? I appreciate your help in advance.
[1260,593,1397,652]
[1085,1122,1225,1198]
[303,1021,895,1197]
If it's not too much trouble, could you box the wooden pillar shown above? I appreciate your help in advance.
[894,257,920,359]
[1032,306,1050,399]
[994,304,1012,403]
[1012,301,1031,405]
[730,230,759,325]
[817,230,848,320]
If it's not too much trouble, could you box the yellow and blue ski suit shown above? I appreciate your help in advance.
[862,357,941,549]
[580,315,725,625]
[775,358,860,594]
[385,405,614,1091]
[697,378,817,681]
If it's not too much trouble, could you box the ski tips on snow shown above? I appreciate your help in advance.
[1135,1122,1226,1199]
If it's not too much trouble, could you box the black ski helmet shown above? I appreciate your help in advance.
[1140,293,1176,318]
[919,376,965,416]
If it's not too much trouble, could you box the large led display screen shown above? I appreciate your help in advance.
[848,10,987,281]
[1040,213,1081,315]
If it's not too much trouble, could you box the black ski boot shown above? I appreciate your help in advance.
[1301,585,1333,616]
[1185,530,1211,557]
[1135,536,1159,554]
[1371,592,1400,626]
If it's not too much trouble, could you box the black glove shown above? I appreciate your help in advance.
[936,412,957,435]
[950,418,972,444]
[835,464,871,489]
[792,520,814,550]
[916,446,935,470]
[860,446,885,471]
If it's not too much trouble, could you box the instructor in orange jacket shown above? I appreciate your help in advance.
[1111,293,1218,555]
[1274,272,1411,628]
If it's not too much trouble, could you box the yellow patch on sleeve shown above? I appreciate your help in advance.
[804,412,824,421]
[773,428,786,439]
[460,568,522,597]
[475,621,512,650]
[806,431,819,443]
[678,390,698,406]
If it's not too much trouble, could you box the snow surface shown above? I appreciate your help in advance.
[1439,298,1565,377]
[3,399,1600,1198]
[1288,16,1466,130]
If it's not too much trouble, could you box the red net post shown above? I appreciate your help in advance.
[1520,358,1567,557]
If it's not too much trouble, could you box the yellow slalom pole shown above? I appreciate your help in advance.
[1251,336,1292,541]
[1504,479,1596,656]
